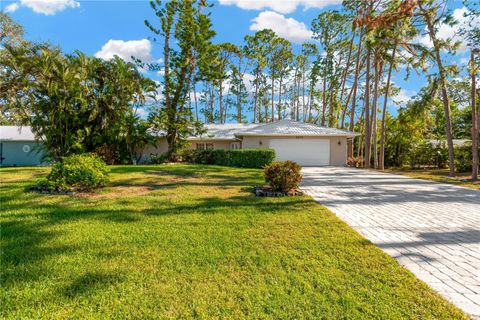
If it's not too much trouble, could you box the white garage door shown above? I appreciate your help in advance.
[269,139,330,166]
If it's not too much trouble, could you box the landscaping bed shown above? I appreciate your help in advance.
[253,185,304,197]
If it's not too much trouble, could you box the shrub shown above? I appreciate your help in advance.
[192,149,217,165]
[347,156,363,168]
[150,153,169,164]
[454,142,477,173]
[187,149,275,168]
[43,154,109,191]
[92,144,118,165]
[264,160,302,192]
[215,149,275,168]
[405,140,449,169]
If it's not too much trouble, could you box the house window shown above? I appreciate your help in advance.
[230,142,240,150]
[196,143,214,150]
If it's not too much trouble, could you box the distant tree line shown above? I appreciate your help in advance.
[144,0,478,178]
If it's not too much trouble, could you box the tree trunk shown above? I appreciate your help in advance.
[302,68,306,121]
[364,47,372,169]
[308,80,314,122]
[339,30,355,104]
[341,85,354,129]
[163,24,175,159]
[372,55,382,169]
[237,58,243,123]
[209,83,214,123]
[348,30,364,157]
[379,43,397,170]
[295,73,300,121]
[271,76,275,122]
[219,80,223,124]
[422,4,455,177]
[253,68,259,123]
[278,76,283,120]
[321,76,327,125]
[471,50,478,181]
[193,83,198,122]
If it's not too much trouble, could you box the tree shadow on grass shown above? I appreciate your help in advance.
[1,194,313,293]
[1,164,312,297]
[63,271,124,298]
[0,219,76,289]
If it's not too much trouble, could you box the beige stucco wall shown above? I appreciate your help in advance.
[141,136,349,166]
[187,140,232,150]
[241,136,348,166]
[330,137,348,166]
[140,138,237,163]
[140,138,169,163]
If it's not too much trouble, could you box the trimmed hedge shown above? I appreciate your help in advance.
[188,149,275,168]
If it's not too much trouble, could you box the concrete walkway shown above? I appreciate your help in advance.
[301,167,480,318]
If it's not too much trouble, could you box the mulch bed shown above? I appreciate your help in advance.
[28,185,75,195]
[253,185,304,197]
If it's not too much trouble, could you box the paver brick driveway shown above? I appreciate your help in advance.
[301,167,480,318]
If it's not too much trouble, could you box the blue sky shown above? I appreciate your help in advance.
[0,0,475,119]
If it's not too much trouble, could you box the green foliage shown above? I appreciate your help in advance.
[407,141,449,169]
[0,44,156,161]
[264,160,302,192]
[188,149,275,168]
[149,153,169,164]
[43,154,109,191]
[454,142,477,173]
[146,0,217,160]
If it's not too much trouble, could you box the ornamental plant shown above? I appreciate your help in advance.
[264,160,302,192]
[43,154,109,192]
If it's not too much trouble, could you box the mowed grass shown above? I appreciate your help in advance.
[384,168,480,190]
[0,165,467,319]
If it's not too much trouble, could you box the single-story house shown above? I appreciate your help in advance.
[1,120,359,166]
[144,119,359,166]
[0,126,45,166]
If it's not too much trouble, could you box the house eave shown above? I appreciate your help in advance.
[234,133,360,138]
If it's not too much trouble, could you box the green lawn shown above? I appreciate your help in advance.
[0,165,467,319]
[384,168,480,190]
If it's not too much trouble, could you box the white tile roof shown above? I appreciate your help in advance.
[235,119,359,137]
[0,126,38,141]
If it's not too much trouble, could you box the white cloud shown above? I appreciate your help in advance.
[242,72,255,93]
[393,88,415,106]
[18,0,79,15]
[219,0,341,14]
[5,2,19,12]
[95,39,153,63]
[250,11,313,44]
[135,107,149,119]
[416,7,480,52]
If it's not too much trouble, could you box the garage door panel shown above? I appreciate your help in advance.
[269,139,330,166]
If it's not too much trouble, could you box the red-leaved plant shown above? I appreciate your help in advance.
[264,160,302,192]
